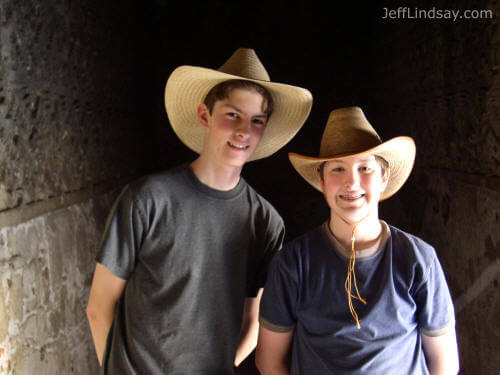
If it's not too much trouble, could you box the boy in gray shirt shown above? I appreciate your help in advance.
[86,48,312,374]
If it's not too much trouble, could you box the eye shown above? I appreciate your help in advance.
[329,166,344,173]
[226,112,239,119]
[360,166,374,173]
[251,118,267,127]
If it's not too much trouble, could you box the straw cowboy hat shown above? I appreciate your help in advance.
[164,48,313,161]
[289,107,416,201]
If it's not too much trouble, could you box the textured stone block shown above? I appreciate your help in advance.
[0,0,150,212]
[0,191,115,374]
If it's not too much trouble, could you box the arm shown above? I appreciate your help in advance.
[255,325,294,375]
[86,262,127,366]
[421,329,460,375]
[234,289,263,367]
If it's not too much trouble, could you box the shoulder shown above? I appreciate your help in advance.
[265,226,329,291]
[286,226,326,251]
[275,226,326,266]
[116,164,190,219]
[386,224,439,280]
[243,181,284,224]
[388,224,436,258]
[243,181,275,208]
[128,164,189,197]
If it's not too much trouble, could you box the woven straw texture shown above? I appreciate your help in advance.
[164,49,313,161]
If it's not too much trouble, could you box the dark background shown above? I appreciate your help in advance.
[136,1,382,240]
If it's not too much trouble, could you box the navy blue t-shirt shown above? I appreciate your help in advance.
[259,222,455,374]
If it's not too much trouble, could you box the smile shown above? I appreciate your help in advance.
[339,193,365,201]
[228,141,250,150]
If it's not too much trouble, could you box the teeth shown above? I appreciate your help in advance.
[228,141,249,149]
[341,194,363,200]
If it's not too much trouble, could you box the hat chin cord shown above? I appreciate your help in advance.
[337,211,375,329]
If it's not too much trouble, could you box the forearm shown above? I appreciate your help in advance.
[234,321,258,366]
[87,307,114,366]
[235,292,262,366]
[86,263,126,366]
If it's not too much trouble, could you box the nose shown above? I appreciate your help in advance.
[235,119,251,138]
[344,168,360,189]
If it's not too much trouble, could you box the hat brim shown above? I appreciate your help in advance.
[289,136,416,201]
[165,66,313,161]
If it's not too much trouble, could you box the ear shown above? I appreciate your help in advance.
[381,168,390,190]
[318,169,326,194]
[197,103,210,129]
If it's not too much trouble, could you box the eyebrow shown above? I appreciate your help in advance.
[222,104,268,118]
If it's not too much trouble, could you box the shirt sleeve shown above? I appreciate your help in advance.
[259,247,299,332]
[96,184,146,280]
[414,252,456,336]
[248,207,285,297]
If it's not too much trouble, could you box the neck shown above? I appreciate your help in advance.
[190,156,242,191]
[329,212,382,251]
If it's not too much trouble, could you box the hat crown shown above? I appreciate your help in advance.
[319,107,382,158]
[288,106,415,201]
[218,48,271,82]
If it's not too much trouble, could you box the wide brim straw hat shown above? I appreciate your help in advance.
[164,48,313,161]
[289,107,416,201]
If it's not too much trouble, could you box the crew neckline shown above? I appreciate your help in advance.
[184,164,245,200]
[322,220,390,260]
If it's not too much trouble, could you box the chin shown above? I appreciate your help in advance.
[337,207,373,223]
[226,157,249,168]
[223,152,252,166]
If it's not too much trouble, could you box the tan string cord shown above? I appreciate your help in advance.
[318,168,379,328]
[345,220,367,329]
[338,213,375,329]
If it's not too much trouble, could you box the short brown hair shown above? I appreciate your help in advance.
[203,79,274,117]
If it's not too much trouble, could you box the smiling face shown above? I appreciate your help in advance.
[197,88,269,169]
[319,154,389,224]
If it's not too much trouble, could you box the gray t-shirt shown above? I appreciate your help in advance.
[97,164,285,374]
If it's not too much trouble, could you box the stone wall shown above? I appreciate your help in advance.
[0,192,117,374]
[0,1,149,213]
[0,0,149,373]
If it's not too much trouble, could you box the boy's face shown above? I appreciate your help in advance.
[319,154,389,224]
[197,88,269,168]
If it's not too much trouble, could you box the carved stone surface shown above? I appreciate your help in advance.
[0,190,117,374]
[0,0,150,212]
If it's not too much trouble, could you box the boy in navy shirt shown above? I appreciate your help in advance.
[256,107,459,374]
